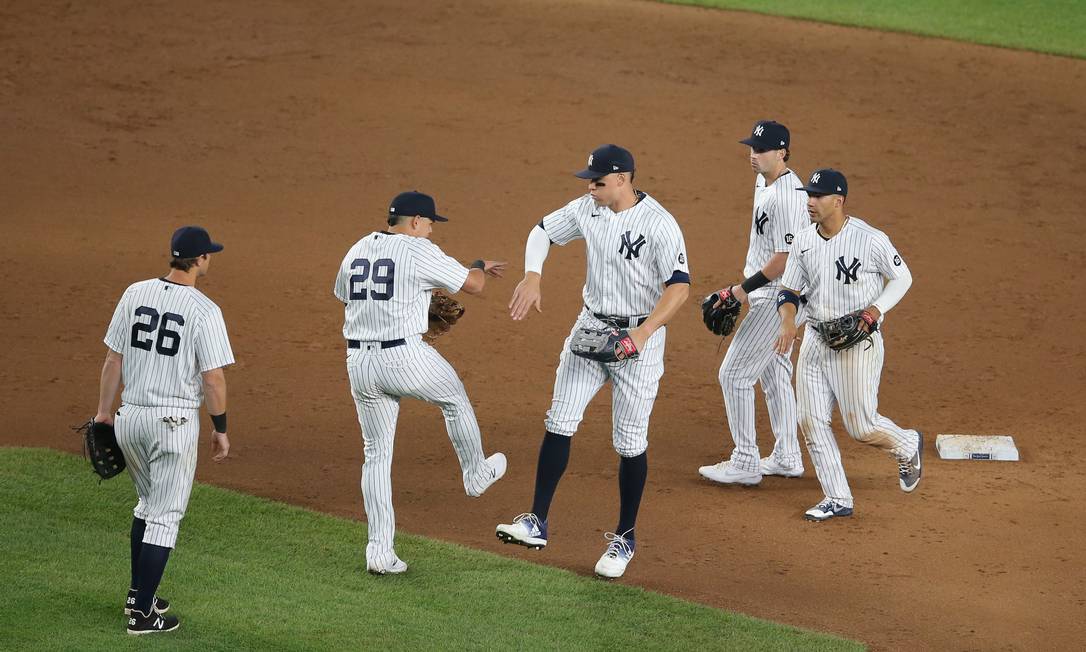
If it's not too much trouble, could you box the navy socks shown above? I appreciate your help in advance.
[129,518,146,589]
[531,431,571,521]
[617,452,648,540]
[134,543,171,616]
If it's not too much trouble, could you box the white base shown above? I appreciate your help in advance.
[936,434,1019,461]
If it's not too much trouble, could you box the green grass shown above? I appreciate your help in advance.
[0,448,861,651]
[661,0,1086,58]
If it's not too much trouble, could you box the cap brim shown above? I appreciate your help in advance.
[574,168,601,179]
[797,186,843,197]
[431,214,448,222]
[739,137,760,146]
[206,242,224,253]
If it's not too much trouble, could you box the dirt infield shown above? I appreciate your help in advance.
[3,1,1084,649]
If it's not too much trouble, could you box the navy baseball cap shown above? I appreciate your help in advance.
[574,144,635,179]
[388,191,447,222]
[798,168,848,197]
[170,226,224,258]
[739,120,790,151]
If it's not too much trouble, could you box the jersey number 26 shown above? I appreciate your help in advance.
[130,306,185,357]
[349,258,395,301]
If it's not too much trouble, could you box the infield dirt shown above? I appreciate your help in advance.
[3,1,1084,649]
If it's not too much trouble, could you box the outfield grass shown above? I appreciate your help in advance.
[0,448,861,651]
[662,0,1086,58]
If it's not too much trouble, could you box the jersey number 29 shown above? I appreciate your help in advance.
[130,306,185,357]
[349,258,395,301]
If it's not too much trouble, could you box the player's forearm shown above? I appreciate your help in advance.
[776,287,801,321]
[761,252,789,281]
[96,351,123,416]
[524,224,551,275]
[202,369,228,416]
[640,282,690,335]
[871,270,912,316]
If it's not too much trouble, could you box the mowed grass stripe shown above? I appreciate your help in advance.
[661,0,1086,58]
[0,448,860,651]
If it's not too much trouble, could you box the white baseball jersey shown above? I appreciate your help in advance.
[781,217,910,323]
[743,169,808,300]
[104,278,235,409]
[334,232,469,341]
[542,192,689,317]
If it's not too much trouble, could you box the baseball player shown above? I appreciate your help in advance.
[775,169,922,521]
[496,144,691,579]
[699,120,808,486]
[335,190,508,575]
[94,226,234,635]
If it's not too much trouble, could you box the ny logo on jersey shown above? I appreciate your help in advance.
[619,231,647,260]
[755,211,769,235]
[835,256,861,284]
[754,124,764,136]
[811,172,821,184]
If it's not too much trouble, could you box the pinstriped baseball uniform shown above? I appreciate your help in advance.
[334,231,495,569]
[104,278,234,547]
[781,217,919,507]
[542,191,689,456]
[719,169,808,472]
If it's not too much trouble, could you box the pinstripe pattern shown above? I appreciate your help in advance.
[104,279,234,408]
[346,337,490,567]
[719,297,806,471]
[334,232,469,341]
[115,405,201,548]
[783,216,918,506]
[541,192,689,316]
[545,309,666,456]
[718,169,809,471]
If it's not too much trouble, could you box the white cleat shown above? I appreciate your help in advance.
[594,532,635,579]
[698,460,762,486]
[760,456,804,478]
[367,555,408,575]
[467,452,507,497]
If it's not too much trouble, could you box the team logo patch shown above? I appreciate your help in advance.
[754,125,765,136]
[835,256,861,284]
[811,172,821,184]
[588,154,594,166]
[785,233,794,245]
[619,231,647,260]
[678,253,685,264]
[755,211,769,235]
[893,254,902,266]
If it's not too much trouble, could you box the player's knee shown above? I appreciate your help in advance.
[798,411,824,436]
[614,442,647,457]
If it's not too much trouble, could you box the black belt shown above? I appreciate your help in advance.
[348,338,406,349]
[591,312,647,328]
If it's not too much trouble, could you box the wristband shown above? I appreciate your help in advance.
[211,412,227,433]
[470,259,485,270]
[740,271,770,294]
[776,289,800,311]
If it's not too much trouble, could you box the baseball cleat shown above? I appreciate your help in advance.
[804,499,853,522]
[127,609,180,635]
[594,532,635,580]
[125,589,170,616]
[495,513,548,550]
[898,431,923,493]
[367,553,409,575]
[760,456,804,478]
[698,460,762,486]
[466,452,507,497]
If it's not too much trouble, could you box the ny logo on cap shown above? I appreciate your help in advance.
[811,172,821,184]
[754,125,765,136]
[588,154,594,166]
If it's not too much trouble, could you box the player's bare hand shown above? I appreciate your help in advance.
[484,260,508,278]
[774,322,798,355]
[627,326,651,352]
[211,430,230,462]
[509,273,542,320]
[93,412,114,426]
[730,284,749,305]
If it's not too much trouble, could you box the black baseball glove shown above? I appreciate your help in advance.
[815,310,879,351]
[701,287,742,337]
[74,419,126,479]
[570,327,639,363]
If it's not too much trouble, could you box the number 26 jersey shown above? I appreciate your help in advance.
[104,278,235,409]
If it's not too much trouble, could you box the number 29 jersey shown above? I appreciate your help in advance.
[104,278,235,409]
[334,231,470,342]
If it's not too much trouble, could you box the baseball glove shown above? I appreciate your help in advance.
[425,290,465,343]
[815,310,879,351]
[701,288,742,337]
[570,327,639,363]
[74,419,126,480]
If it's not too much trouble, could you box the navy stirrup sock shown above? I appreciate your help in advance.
[531,431,571,522]
[617,452,648,540]
[129,518,146,589]
[134,543,171,616]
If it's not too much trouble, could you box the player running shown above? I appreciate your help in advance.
[496,144,691,579]
[94,226,234,635]
[775,168,922,521]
